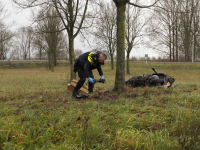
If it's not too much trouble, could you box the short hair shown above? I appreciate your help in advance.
[101,53,107,60]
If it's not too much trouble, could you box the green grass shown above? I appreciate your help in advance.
[0,61,69,69]
[0,62,200,149]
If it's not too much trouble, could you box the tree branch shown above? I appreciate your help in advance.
[128,0,160,8]
[73,0,89,38]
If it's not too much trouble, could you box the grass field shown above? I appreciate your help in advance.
[0,62,200,149]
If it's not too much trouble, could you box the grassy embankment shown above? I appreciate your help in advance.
[0,62,200,149]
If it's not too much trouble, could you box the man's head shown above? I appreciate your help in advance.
[98,53,107,64]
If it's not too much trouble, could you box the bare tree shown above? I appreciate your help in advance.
[16,27,33,60]
[27,27,33,60]
[149,0,200,62]
[52,0,93,80]
[0,3,14,60]
[35,7,65,72]
[125,2,146,74]
[9,40,22,60]
[32,33,45,60]
[93,2,117,70]
[12,0,95,81]
[147,0,180,61]
[112,0,159,92]
[180,0,200,62]
[0,23,14,60]
[55,32,68,61]
[179,0,193,61]
[193,1,200,60]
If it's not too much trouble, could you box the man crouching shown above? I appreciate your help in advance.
[72,51,107,98]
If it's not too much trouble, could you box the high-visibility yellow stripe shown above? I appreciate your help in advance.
[88,52,96,64]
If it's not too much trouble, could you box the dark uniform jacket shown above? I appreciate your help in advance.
[74,51,104,78]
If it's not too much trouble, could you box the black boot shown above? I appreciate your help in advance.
[72,91,81,98]
[88,91,93,94]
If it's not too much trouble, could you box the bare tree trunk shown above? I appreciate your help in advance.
[69,32,76,81]
[184,30,190,61]
[176,19,178,62]
[194,34,196,61]
[29,42,30,60]
[24,54,27,60]
[51,52,54,72]
[172,27,175,61]
[39,48,42,60]
[169,25,172,61]
[114,3,125,93]
[127,52,130,74]
[54,52,57,66]
[111,53,114,70]
[68,0,77,81]
[193,11,196,62]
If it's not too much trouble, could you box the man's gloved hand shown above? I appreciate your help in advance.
[88,78,94,83]
[101,76,105,80]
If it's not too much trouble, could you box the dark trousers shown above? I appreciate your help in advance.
[73,68,94,93]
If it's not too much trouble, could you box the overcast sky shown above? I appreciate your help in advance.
[2,0,31,27]
[1,0,160,58]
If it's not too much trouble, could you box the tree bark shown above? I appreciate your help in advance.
[172,27,175,62]
[54,51,57,66]
[175,19,178,62]
[127,52,130,74]
[114,2,126,93]
[51,51,54,72]
[69,32,76,81]
[169,24,172,61]
[184,30,190,61]
[111,53,114,70]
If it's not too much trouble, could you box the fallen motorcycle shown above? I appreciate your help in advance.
[125,68,175,88]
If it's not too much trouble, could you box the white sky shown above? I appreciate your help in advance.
[1,0,160,59]
[2,0,31,27]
